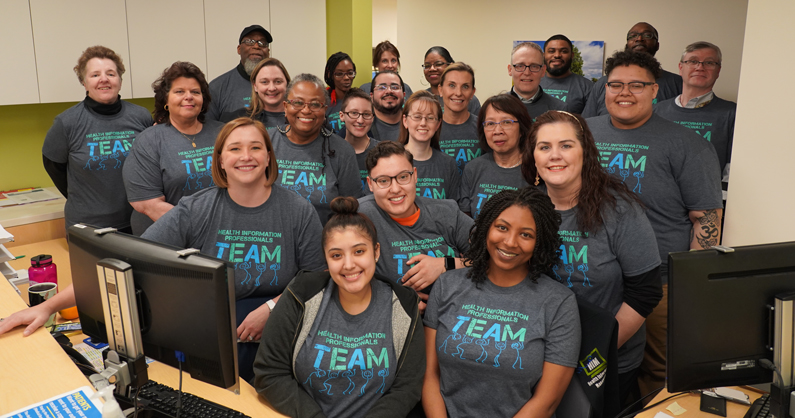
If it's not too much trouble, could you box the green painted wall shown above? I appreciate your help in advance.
[326,0,373,88]
[0,98,154,192]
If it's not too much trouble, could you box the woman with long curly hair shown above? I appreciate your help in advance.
[522,110,662,407]
[423,187,580,418]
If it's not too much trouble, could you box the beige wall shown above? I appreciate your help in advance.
[372,0,397,47]
[388,0,747,102]
[723,0,795,246]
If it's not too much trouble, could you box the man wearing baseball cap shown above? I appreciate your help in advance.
[207,25,273,120]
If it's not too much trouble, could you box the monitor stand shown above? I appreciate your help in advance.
[89,252,147,398]
[770,293,795,418]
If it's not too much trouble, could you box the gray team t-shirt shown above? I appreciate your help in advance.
[353,138,378,196]
[207,65,252,121]
[369,117,401,142]
[587,114,722,280]
[220,108,286,129]
[123,121,224,235]
[141,186,326,299]
[295,280,396,418]
[458,153,529,218]
[540,73,594,115]
[42,100,153,229]
[424,268,580,418]
[553,193,660,372]
[438,114,480,174]
[357,195,473,283]
[582,69,683,118]
[326,100,345,137]
[654,96,736,175]
[414,149,461,201]
[269,129,363,225]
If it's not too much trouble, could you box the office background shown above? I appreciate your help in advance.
[0,0,791,246]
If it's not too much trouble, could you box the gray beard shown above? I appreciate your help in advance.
[243,58,260,75]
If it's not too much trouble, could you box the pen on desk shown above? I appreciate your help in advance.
[14,255,26,260]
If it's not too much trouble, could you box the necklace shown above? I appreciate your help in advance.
[497,160,522,169]
[179,131,197,148]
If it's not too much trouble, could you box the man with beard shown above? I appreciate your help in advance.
[369,71,406,142]
[582,22,682,118]
[206,25,272,121]
[508,42,565,119]
[540,34,594,114]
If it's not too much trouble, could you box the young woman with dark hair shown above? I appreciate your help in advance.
[254,196,425,418]
[423,187,581,418]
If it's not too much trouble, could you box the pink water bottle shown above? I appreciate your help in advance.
[29,254,58,286]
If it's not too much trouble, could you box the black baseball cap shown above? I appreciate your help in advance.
[239,25,273,44]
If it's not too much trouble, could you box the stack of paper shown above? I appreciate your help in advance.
[0,224,17,281]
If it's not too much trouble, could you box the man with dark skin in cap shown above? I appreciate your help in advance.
[582,22,683,117]
[206,25,273,120]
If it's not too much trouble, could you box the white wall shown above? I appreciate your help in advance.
[390,0,748,102]
[372,0,397,47]
[723,0,795,246]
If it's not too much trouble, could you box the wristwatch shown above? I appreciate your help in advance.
[445,257,456,271]
[266,299,276,312]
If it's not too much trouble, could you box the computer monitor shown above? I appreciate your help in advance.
[67,224,239,391]
[667,241,795,392]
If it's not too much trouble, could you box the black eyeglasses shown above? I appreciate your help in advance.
[627,32,657,41]
[343,111,374,120]
[334,71,356,79]
[421,61,448,70]
[370,170,413,188]
[241,39,268,48]
[680,60,721,69]
[606,81,656,94]
[511,64,543,73]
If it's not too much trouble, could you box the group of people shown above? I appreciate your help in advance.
[0,19,735,418]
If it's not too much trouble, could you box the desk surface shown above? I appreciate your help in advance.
[637,387,764,418]
[0,239,285,417]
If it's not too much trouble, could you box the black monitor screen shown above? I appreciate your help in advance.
[667,241,795,392]
[68,225,239,390]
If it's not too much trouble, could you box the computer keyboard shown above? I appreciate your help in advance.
[131,380,251,418]
[743,393,771,418]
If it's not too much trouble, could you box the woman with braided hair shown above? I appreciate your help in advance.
[522,110,662,407]
[423,187,581,418]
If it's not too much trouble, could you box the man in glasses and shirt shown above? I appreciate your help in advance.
[586,50,723,400]
[582,22,683,117]
[508,42,565,119]
[369,71,406,142]
[655,42,736,206]
[207,25,273,120]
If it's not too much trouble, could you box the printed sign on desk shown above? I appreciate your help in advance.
[1,386,102,418]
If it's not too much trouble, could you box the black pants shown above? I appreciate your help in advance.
[235,296,271,383]
[619,367,642,412]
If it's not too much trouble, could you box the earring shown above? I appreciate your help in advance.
[534,175,540,186]
[164,104,169,111]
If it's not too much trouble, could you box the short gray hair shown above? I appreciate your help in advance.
[681,41,722,63]
[286,73,330,106]
[511,42,543,62]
